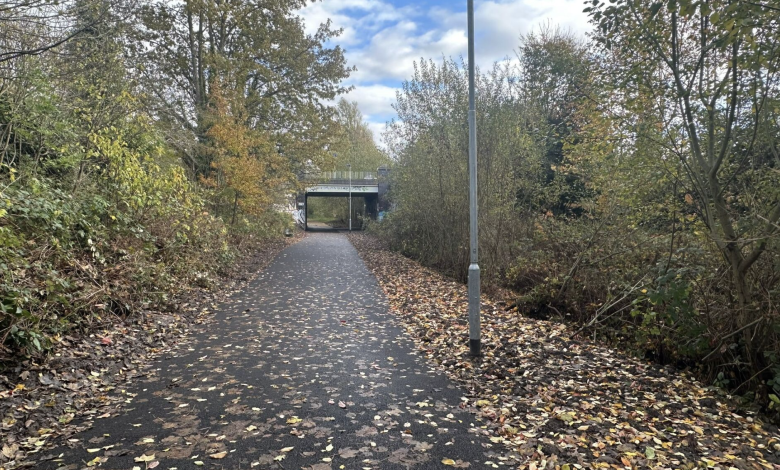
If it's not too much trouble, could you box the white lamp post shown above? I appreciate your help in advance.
[467,0,481,357]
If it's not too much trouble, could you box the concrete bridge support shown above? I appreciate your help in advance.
[364,194,378,221]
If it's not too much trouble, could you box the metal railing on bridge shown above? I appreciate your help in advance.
[301,171,378,185]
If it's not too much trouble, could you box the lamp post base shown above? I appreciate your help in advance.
[469,339,481,357]
[468,263,481,357]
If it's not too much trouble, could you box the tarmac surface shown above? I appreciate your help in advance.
[40,233,499,469]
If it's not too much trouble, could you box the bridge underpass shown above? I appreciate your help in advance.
[298,168,389,231]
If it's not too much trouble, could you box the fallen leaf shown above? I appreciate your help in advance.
[134,454,155,463]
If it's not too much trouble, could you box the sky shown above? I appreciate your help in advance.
[297,0,593,146]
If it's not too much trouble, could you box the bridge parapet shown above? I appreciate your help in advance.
[301,171,377,185]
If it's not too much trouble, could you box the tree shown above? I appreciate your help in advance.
[0,0,117,63]
[516,24,593,215]
[332,99,389,171]
[134,0,352,177]
[383,58,544,279]
[200,81,287,226]
[64,0,135,189]
[587,0,780,383]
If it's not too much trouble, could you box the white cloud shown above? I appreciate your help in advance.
[345,84,399,118]
[347,21,437,82]
[434,0,591,64]
[298,0,414,47]
[366,121,388,150]
[298,0,593,146]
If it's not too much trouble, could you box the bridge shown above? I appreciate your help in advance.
[298,166,390,230]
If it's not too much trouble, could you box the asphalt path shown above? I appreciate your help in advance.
[39,233,501,470]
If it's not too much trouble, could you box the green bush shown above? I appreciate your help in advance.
[0,117,283,357]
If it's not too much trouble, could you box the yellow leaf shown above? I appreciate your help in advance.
[442,458,456,466]
[134,454,155,462]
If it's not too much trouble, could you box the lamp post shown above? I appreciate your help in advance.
[347,163,352,231]
[467,0,481,357]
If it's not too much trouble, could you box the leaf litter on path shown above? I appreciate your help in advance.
[0,236,300,470]
[348,233,780,470]
[13,232,505,470]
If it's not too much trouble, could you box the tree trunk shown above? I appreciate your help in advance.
[231,192,239,227]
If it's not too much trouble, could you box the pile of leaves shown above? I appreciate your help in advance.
[0,234,299,469]
[349,233,780,470]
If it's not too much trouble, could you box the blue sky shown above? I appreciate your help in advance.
[297,0,592,145]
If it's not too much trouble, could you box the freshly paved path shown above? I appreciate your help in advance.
[42,233,500,470]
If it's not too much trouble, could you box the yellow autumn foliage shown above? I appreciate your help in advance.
[202,82,291,222]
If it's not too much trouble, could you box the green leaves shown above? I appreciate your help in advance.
[709,11,720,23]
[137,0,352,182]
[649,2,663,18]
